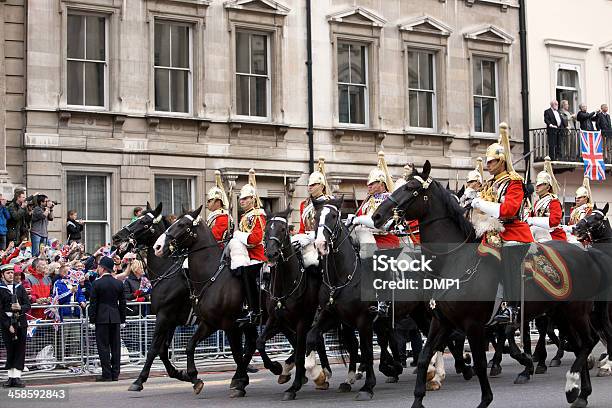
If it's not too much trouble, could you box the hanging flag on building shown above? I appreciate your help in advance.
[580,130,606,180]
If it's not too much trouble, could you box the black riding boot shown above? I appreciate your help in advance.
[494,244,530,324]
[237,265,261,325]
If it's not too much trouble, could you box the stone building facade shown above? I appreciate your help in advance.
[8,0,523,250]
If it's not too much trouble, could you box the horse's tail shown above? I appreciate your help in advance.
[588,249,612,341]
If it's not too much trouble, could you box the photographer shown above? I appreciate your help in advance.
[0,264,30,388]
[66,210,84,244]
[0,194,10,250]
[30,194,54,257]
[6,188,31,245]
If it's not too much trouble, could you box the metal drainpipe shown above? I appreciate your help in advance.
[306,0,314,173]
[519,0,530,181]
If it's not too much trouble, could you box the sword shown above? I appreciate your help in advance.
[352,185,359,211]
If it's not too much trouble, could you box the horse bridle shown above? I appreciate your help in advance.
[118,212,162,242]
[574,210,609,242]
[266,216,297,263]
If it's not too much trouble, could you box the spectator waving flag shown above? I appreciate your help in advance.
[580,130,606,180]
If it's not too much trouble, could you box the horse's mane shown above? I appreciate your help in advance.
[430,179,477,241]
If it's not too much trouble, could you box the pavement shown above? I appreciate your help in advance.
[1,345,611,408]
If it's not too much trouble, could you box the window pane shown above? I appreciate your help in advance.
[172,179,191,214]
[481,98,496,133]
[85,16,105,61]
[419,91,433,128]
[154,23,171,67]
[251,34,267,75]
[349,85,366,124]
[87,176,106,220]
[67,175,86,218]
[85,224,106,254]
[482,60,496,97]
[155,69,170,111]
[338,84,349,123]
[337,43,350,83]
[67,61,84,105]
[170,70,189,113]
[67,15,84,59]
[419,53,433,91]
[236,32,250,74]
[408,51,419,89]
[350,45,365,85]
[236,75,250,115]
[473,60,483,95]
[84,62,104,106]
[251,76,267,117]
[409,91,418,127]
[155,178,173,215]
[474,97,483,133]
[171,25,190,68]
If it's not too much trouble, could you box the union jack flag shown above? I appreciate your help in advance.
[580,131,606,181]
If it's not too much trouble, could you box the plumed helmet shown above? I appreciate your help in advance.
[207,170,229,208]
[239,169,262,207]
[466,157,484,184]
[367,151,395,191]
[485,123,514,172]
[575,177,592,202]
[535,156,560,194]
[308,157,331,193]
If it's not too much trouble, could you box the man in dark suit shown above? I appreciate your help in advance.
[576,103,599,131]
[89,256,126,382]
[544,100,567,160]
[597,104,612,161]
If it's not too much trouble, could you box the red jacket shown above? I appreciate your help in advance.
[298,200,311,233]
[498,180,534,243]
[209,213,230,246]
[406,219,420,244]
[239,209,267,262]
[356,195,400,249]
[543,197,567,241]
[27,269,52,320]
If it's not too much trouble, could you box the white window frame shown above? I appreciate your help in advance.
[153,20,193,115]
[154,176,196,215]
[472,57,499,135]
[66,12,109,110]
[234,30,272,121]
[66,173,111,251]
[337,41,369,127]
[555,63,581,114]
[407,49,437,132]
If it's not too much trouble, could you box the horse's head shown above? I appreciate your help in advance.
[313,196,344,256]
[264,206,292,265]
[113,202,163,253]
[154,206,203,257]
[573,203,610,241]
[372,161,433,230]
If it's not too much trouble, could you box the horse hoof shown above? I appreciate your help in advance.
[278,374,291,384]
[570,397,588,408]
[385,376,399,383]
[566,389,580,404]
[514,374,530,385]
[464,353,472,366]
[230,379,239,389]
[282,391,296,401]
[270,362,283,376]
[355,391,374,401]
[315,382,329,390]
[597,368,611,377]
[379,363,396,378]
[463,366,474,381]
[426,369,435,382]
[426,380,441,391]
[549,358,562,367]
[313,372,327,388]
[128,383,143,392]
[193,380,204,395]
[489,364,502,377]
[355,372,364,381]
[338,383,352,393]
[535,364,547,375]
[230,389,246,398]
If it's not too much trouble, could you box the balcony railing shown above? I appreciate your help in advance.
[530,128,612,164]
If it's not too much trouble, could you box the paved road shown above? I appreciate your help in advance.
[2,347,611,408]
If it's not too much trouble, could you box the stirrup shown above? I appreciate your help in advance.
[236,311,261,325]
[493,306,516,325]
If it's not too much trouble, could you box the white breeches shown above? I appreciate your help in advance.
[291,234,319,268]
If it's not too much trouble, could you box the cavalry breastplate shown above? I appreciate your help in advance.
[360,192,390,216]
[207,209,234,240]
[239,208,265,233]
[534,194,554,217]
[569,204,592,225]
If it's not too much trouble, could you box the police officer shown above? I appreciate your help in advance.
[89,256,127,381]
[1,264,30,388]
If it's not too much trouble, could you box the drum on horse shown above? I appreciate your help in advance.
[371,160,610,408]
[572,204,612,377]
[262,206,364,399]
[151,206,291,398]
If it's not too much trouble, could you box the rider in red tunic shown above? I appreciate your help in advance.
[526,157,567,242]
[206,171,234,247]
[471,123,534,323]
[565,177,594,244]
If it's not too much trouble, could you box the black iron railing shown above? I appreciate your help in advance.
[530,128,612,163]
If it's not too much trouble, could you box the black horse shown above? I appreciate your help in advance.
[112,203,202,393]
[371,161,609,408]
